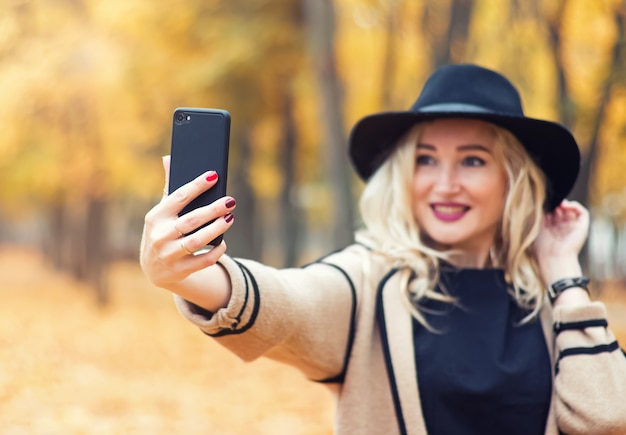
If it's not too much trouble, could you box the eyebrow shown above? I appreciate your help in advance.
[417,143,493,153]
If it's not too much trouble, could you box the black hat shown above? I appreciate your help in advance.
[348,64,580,211]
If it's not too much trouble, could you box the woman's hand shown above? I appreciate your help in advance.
[139,156,236,310]
[534,199,589,263]
[534,200,591,305]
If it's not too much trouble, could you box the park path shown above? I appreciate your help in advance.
[0,247,334,435]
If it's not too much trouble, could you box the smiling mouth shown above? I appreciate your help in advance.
[431,204,469,221]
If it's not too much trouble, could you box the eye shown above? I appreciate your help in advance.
[462,156,486,167]
[416,155,436,166]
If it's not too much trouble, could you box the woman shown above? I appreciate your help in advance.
[140,64,626,434]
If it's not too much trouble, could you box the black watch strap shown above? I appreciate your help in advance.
[548,276,590,303]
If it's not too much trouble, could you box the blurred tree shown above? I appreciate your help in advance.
[303,0,355,249]
[279,86,303,266]
[379,0,404,110]
[424,0,476,67]
[191,0,308,264]
[567,0,626,208]
[2,0,626,290]
[0,0,318,280]
[0,0,117,302]
[545,0,577,129]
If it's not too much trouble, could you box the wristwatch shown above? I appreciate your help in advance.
[548,276,590,303]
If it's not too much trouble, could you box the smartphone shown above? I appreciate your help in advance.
[168,107,230,247]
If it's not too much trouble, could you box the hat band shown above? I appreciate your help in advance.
[417,102,498,114]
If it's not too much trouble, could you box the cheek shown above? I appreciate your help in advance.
[411,175,434,226]
[411,174,430,207]
[412,166,434,189]
[479,173,508,213]
[494,171,508,199]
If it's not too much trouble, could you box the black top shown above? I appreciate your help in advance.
[412,267,552,435]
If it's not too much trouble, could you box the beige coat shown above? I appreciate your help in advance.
[175,244,626,434]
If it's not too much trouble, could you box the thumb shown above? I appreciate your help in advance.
[162,155,171,199]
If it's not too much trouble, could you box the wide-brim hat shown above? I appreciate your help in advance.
[348,64,580,211]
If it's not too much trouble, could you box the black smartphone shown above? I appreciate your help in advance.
[168,107,230,247]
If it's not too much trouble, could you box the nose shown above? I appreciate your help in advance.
[433,165,461,193]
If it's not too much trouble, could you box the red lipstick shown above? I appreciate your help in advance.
[431,203,469,222]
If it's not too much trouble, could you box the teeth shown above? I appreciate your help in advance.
[434,205,466,214]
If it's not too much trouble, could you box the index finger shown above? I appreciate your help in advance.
[162,169,219,216]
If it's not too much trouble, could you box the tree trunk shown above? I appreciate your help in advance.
[302,0,355,249]
[425,0,476,67]
[227,126,263,261]
[280,86,301,267]
[446,0,475,64]
[58,201,86,282]
[45,201,65,272]
[85,195,108,305]
[545,0,576,131]
[380,0,403,110]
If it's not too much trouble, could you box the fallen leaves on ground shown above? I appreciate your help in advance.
[0,247,334,435]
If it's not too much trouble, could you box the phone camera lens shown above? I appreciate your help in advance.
[176,113,185,122]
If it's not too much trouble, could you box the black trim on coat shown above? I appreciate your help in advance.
[204,260,261,337]
[553,319,608,334]
[229,261,251,327]
[555,341,620,375]
[234,262,261,333]
[315,262,358,384]
[559,341,620,359]
[376,268,408,435]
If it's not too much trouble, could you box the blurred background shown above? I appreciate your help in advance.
[1,0,626,433]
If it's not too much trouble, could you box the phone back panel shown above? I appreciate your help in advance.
[169,108,230,243]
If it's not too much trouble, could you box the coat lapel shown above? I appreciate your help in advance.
[540,300,559,435]
[376,269,428,435]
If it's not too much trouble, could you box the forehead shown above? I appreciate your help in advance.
[419,118,498,146]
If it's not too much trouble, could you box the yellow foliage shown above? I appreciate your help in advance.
[594,89,626,204]
[249,117,284,199]
[0,0,625,220]
[562,0,620,103]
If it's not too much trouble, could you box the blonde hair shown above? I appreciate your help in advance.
[356,121,547,327]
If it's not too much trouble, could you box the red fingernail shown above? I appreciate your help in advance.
[225,198,236,208]
[206,171,218,182]
[224,212,234,223]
